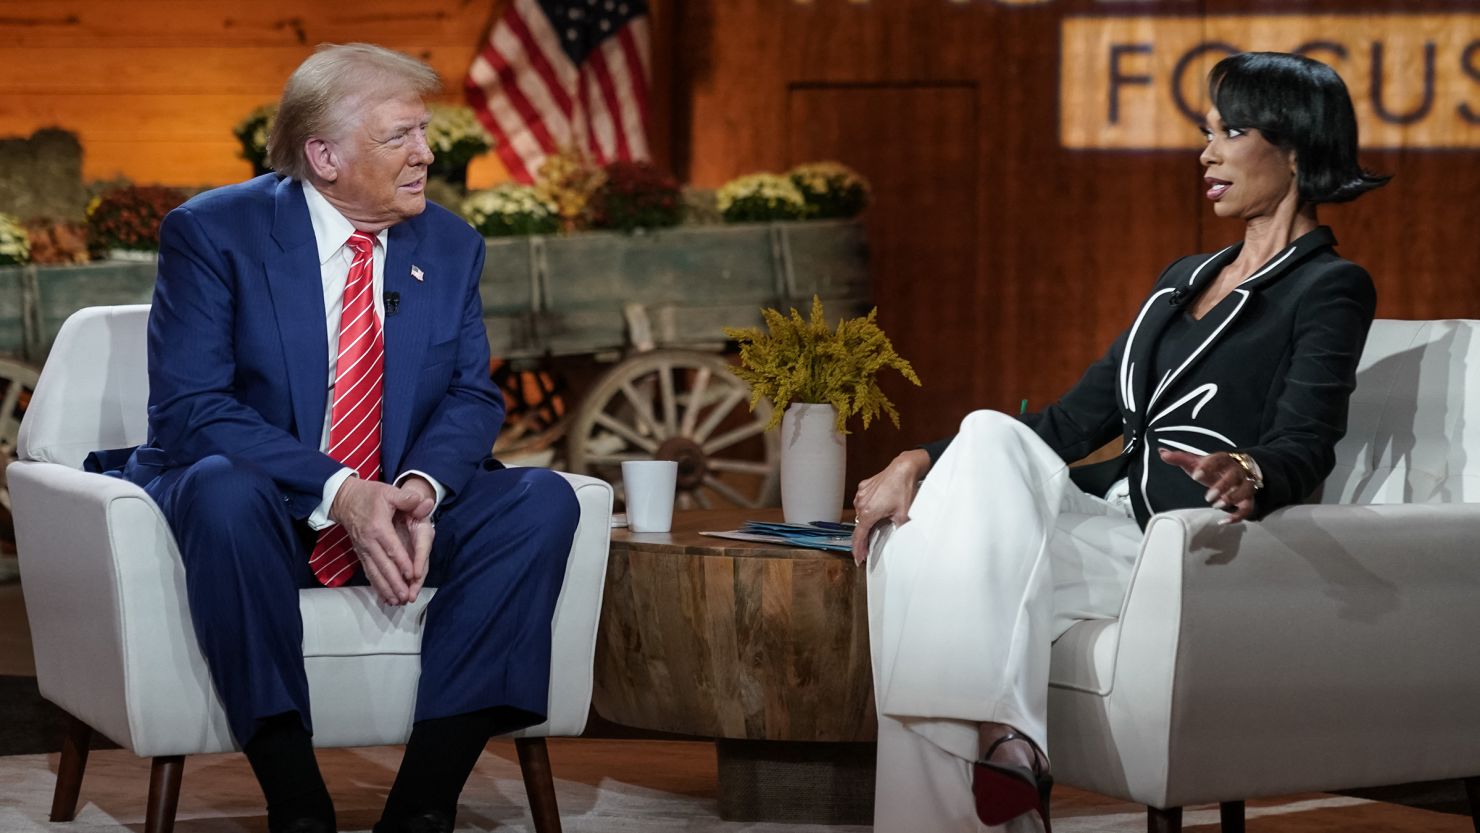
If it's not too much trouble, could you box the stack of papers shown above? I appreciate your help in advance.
[699,520,854,553]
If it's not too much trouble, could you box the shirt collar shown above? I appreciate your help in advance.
[301,181,388,265]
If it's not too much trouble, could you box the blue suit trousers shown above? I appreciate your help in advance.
[145,458,579,745]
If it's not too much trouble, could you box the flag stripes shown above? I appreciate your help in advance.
[465,0,651,183]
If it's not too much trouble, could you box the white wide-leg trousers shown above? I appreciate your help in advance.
[868,410,1144,832]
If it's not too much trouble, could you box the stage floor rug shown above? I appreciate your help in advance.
[2,740,1476,833]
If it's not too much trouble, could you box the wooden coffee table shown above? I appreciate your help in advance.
[592,508,876,824]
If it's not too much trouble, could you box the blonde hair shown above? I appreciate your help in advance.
[267,43,442,180]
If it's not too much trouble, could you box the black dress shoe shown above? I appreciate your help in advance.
[272,818,335,833]
[372,809,455,833]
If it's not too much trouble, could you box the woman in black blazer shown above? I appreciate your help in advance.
[853,53,1388,833]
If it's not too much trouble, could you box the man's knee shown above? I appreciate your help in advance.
[174,455,285,522]
[508,468,580,538]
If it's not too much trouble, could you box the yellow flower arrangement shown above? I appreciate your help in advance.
[535,147,606,230]
[725,296,921,434]
[0,213,31,266]
[716,173,808,223]
[788,161,871,219]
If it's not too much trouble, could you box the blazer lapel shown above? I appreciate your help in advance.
[1235,225,1337,293]
[1122,244,1237,420]
[265,178,330,445]
[379,218,429,475]
[1142,227,1337,418]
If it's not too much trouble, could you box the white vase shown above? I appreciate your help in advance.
[780,402,846,524]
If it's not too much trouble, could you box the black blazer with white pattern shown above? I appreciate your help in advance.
[926,226,1376,527]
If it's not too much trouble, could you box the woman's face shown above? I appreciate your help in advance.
[1199,107,1299,221]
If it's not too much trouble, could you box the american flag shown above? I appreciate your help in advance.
[465,0,652,183]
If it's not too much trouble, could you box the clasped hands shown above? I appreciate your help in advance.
[849,447,1259,563]
[328,475,436,606]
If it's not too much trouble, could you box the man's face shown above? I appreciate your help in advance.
[323,90,433,230]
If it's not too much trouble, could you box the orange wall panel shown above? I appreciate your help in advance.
[0,0,496,185]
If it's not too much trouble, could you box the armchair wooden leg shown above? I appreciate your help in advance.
[1220,800,1245,833]
[1463,776,1480,833]
[515,737,563,833]
[50,713,94,822]
[1148,805,1183,833]
[144,755,184,833]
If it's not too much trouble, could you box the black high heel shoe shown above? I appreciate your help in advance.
[972,730,1053,831]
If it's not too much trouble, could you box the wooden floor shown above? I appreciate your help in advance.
[0,579,1473,831]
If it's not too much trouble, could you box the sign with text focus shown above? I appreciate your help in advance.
[1061,15,1480,149]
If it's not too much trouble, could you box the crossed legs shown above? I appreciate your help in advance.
[867,411,1141,831]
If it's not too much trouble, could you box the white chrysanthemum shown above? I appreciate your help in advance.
[715,173,806,212]
[428,103,493,157]
[462,184,558,227]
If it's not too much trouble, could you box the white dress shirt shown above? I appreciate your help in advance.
[302,182,444,529]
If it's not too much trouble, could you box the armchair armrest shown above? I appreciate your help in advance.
[1112,503,1480,805]
[8,460,225,754]
[512,471,613,738]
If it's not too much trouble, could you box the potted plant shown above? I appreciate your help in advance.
[461,183,561,237]
[725,296,920,522]
[233,103,276,177]
[788,161,871,220]
[86,186,187,260]
[586,160,684,232]
[426,103,494,188]
[534,147,606,231]
[716,173,809,223]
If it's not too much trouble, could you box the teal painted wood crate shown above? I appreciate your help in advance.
[0,220,870,365]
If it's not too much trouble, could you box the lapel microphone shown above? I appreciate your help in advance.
[384,291,400,316]
[1168,287,1189,306]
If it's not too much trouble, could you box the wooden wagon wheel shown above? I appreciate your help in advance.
[567,350,779,510]
[0,356,39,583]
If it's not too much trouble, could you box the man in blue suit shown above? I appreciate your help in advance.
[134,43,578,833]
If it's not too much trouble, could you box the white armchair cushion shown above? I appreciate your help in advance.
[16,305,150,467]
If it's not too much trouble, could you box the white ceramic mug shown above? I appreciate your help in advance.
[621,460,679,533]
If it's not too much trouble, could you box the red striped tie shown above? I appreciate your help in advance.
[310,231,384,587]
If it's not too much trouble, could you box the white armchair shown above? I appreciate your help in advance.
[10,305,614,833]
[1048,318,1480,831]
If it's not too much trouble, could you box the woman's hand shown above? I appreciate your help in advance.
[1158,447,1258,523]
[850,449,932,564]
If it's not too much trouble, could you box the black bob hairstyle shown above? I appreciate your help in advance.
[1209,52,1390,205]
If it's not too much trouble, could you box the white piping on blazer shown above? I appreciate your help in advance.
[1119,240,1299,514]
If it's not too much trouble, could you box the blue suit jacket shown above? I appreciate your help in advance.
[140,174,504,520]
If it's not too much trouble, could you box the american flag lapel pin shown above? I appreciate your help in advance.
[411,265,424,282]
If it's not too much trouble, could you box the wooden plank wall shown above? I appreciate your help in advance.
[0,0,501,186]
[669,0,1480,484]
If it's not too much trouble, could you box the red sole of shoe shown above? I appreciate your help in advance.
[972,763,1045,827]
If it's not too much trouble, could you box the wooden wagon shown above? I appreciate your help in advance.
[0,218,870,510]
